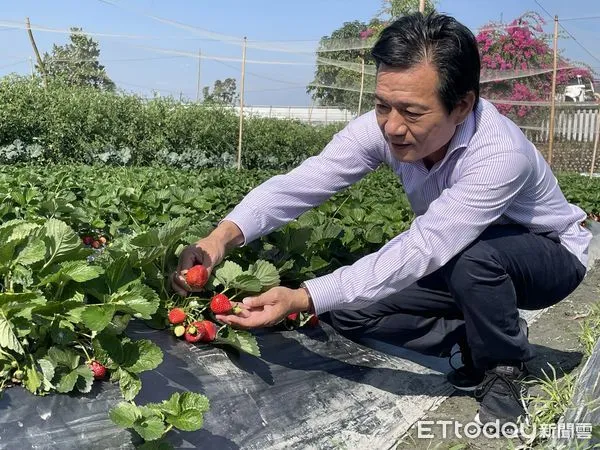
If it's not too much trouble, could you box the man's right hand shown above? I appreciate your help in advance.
[171,237,226,296]
[171,220,244,296]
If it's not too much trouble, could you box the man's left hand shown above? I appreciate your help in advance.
[215,286,310,329]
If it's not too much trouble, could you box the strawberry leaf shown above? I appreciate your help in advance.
[218,329,261,357]
[82,305,117,332]
[247,260,280,289]
[167,409,204,432]
[109,284,160,319]
[43,219,82,266]
[24,362,43,394]
[133,416,166,442]
[75,365,94,393]
[47,347,80,370]
[119,369,142,401]
[178,392,209,414]
[0,315,24,354]
[56,369,79,393]
[121,339,163,374]
[109,402,142,428]
[214,261,243,288]
[230,274,262,293]
[15,238,46,266]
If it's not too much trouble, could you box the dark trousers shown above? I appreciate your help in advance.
[324,225,587,369]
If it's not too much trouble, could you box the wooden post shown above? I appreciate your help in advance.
[590,107,600,177]
[419,0,426,13]
[548,15,559,167]
[26,17,46,86]
[358,55,365,117]
[237,37,247,170]
[196,49,202,102]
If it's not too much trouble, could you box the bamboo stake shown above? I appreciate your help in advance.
[26,17,46,86]
[237,37,247,170]
[548,15,559,167]
[419,0,426,13]
[196,49,202,102]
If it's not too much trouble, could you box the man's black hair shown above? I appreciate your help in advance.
[371,12,480,113]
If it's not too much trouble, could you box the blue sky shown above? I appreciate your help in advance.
[0,0,598,106]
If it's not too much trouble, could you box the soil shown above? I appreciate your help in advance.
[395,262,600,450]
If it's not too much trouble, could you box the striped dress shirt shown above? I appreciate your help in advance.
[224,99,592,314]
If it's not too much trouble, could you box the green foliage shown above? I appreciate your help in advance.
[202,78,239,106]
[0,76,341,169]
[307,0,437,113]
[40,27,115,91]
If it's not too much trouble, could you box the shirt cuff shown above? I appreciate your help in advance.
[302,273,346,315]
[220,206,261,246]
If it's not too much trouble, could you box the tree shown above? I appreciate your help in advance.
[202,78,239,106]
[477,12,593,121]
[40,27,115,91]
[307,0,437,113]
[379,0,437,17]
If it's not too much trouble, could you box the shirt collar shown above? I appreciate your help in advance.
[446,104,476,157]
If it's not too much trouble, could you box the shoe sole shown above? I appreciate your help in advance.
[450,383,480,392]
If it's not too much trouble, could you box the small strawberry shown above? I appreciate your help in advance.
[287,312,299,321]
[173,325,186,337]
[91,240,101,249]
[199,320,218,342]
[168,307,186,325]
[89,361,107,379]
[99,236,107,245]
[185,265,209,289]
[307,314,319,327]
[82,236,93,245]
[210,293,241,315]
[184,322,205,343]
[13,369,24,381]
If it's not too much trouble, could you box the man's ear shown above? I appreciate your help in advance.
[452,91,476,125]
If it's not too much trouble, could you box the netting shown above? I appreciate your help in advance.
[0,4,598,172]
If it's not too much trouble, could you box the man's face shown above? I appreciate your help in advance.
[375,62,468,165]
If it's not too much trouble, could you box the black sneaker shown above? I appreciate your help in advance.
[446,317,529,392]
[446,338,485,391]
[474,363,530,426]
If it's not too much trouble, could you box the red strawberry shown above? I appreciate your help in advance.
[287,312,299,321]
[82,236,93,245]
[199,320,218,342]
[168,307,186,325]
[91,240,101,249]
[307,314,319,327]
[89,360,107,379]
[210,293,241,315]
[184,322,205,343]
[185,265,209,289]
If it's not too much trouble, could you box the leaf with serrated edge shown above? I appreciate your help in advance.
[179,392,209,414]
[15,239,46,266]
[230,274,262,293]
[0,316,24,354]
[24,364,42,394]
[56,370,78,393]
[119,370,142,401]
[109,402,142,428]
[38,358,55,388]
[43,219,81,266]
[167,409,204,432]
[248,260,280,289]
[81,305,117,332]
[122,339,163,374]
[133,416,166,442]
[218,329,261,357]
[75,365,94,393]
[214,261,243,288]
